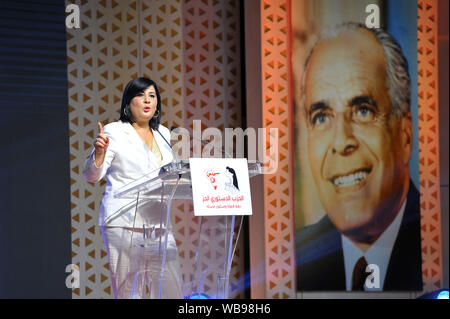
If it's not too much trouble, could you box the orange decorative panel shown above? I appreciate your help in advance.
[260,0,296,298]
[417,0,442,293]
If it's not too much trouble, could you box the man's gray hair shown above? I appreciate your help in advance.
[302,22,411,117]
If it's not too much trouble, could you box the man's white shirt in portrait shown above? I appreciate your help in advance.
[342,199,407,291]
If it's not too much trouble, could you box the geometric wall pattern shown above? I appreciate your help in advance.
[260,0,296,298]
[67,0,243,298]
[67,0,140,298]
[417,0,443,293]
[139,0,184,130]
[182,0,242,133]
[180,0,245,299]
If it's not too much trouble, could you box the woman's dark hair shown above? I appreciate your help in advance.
[119,77,162,129]
[226,166,239,190]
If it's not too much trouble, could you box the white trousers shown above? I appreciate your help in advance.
[101,226,183,299]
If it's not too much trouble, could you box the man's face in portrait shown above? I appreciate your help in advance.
[303,29,412,242]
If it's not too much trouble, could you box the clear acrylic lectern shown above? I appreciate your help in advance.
[113,160,262,299]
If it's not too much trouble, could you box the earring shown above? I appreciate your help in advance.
[153,109,160,118]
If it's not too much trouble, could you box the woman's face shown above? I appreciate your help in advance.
[129,85,158,124]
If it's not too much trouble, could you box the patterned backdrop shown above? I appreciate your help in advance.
[67,0,243,298]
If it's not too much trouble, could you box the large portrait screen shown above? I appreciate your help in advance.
[293,0,422,291]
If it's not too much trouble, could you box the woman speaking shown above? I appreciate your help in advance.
[83,77,182,299]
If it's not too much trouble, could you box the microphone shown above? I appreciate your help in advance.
[171,125,233,158]
[153,126,186,177]
[154,126,178,161]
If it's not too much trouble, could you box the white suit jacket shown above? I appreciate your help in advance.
[83,120,174,227]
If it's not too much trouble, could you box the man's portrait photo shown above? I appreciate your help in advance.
[293,1,423,292]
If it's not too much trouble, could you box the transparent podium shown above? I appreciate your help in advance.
[113,160,262,299]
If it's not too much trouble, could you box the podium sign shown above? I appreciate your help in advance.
[189,158,253,216]
[113,159,261,299]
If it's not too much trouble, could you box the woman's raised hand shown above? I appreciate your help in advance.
[94,122,109,166]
